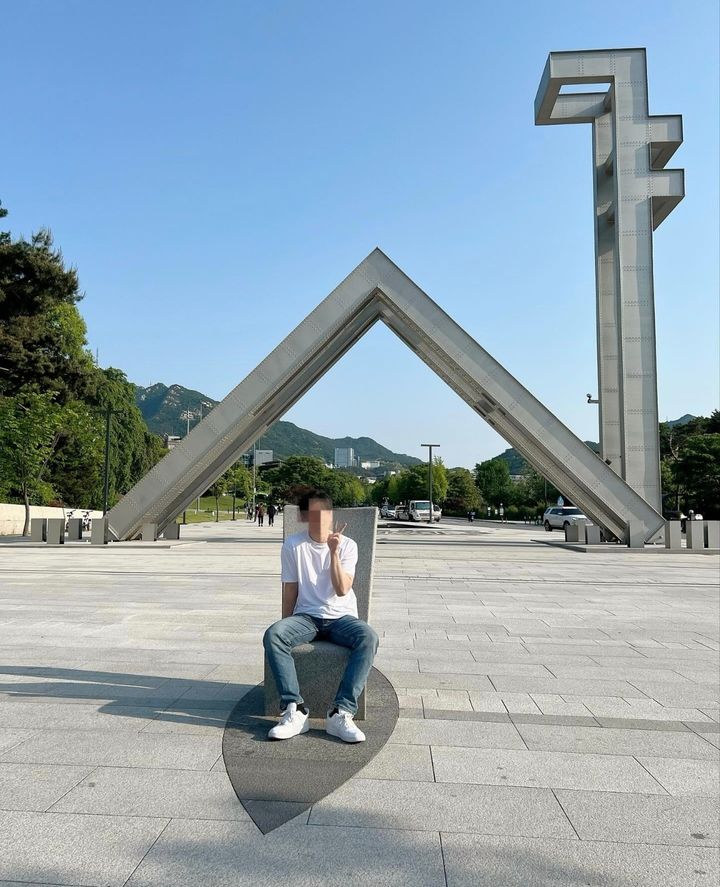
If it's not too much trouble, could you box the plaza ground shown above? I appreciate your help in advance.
[0,518,718,885]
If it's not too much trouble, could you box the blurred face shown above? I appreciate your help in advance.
[303,497,333,542]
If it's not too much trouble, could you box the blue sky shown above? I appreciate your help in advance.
[3,1,718,468]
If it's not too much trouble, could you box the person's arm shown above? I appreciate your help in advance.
[327,525,354,596]
[282,582,298,618]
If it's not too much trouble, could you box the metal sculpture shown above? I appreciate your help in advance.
[535,48,684,511]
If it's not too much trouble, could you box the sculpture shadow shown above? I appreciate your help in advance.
[222,668,399,833]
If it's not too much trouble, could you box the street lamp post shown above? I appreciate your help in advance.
[102,405,112,515]
[421,444,440,525]
[252,442,257,517]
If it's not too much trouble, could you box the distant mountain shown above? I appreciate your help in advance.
[493,415,695,474]
[664,414,696,427]
[134,383,421,466]
[495,442,599,476]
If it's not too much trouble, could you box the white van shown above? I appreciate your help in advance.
[396,500,441,522]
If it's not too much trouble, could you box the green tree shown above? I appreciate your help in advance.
[226,463,253,504]
[444,467,482,514]
[673,434,720,518]
[369,475,391,506]
[394,459,448,504]
[262,455,330,503]
[508,466,561,513]
[474,457,513,507]
[45,399,104,509]
[209,474,228,522]
[0,211,97,403]
[0,392,65,534]
[85,368,166,508]
[326,470,367,507]
[262,456,369,507]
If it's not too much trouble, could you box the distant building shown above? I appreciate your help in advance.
[253,449,274,467]
[164,434,182,450]
[334,447,356,468]
[360,460,381,469]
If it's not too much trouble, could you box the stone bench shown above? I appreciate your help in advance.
[264,505,377,720]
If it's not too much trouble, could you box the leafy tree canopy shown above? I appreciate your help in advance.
[474,457,513,506]
[444,467,482,514]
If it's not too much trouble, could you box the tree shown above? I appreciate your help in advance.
[0,211,97,403]
[83,368,166,508]
[209,474,228,522]
[45,399,104,509]
[262,455,330,503]
[0,392,64,534]
[394,460,448,504]
[444,467,482,514]
[226,463,253,504]
[474,457,513,507]
[673,434,720,519]
[326,471,367,507]
[370,476,391,506]
[261,456,369,507]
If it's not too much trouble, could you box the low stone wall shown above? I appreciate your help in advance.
[0,504,103,536]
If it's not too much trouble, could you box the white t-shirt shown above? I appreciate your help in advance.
[280,530,359,619]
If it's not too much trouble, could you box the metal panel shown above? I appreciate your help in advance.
[535,48,684,513]
[107,249,664,545]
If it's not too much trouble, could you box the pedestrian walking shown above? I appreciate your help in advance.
[267,503,277,527]
[257,504,265,527]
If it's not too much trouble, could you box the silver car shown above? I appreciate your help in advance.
[543,506,588,531]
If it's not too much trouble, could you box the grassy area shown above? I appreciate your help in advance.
[174,495,255,524]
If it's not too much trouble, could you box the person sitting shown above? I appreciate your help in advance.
[262,489,378,743]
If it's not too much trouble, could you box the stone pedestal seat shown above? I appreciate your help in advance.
[264,505,377,721]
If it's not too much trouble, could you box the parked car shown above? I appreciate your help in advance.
[396,500,442,522]
[380,504,396,519]
[543,506,588,531]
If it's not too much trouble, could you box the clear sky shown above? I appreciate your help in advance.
[3,1,718,468]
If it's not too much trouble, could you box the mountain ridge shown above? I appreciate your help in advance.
[134,382,422,466]
[134,382,697,472]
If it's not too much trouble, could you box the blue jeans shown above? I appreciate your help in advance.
[263,613,379,716]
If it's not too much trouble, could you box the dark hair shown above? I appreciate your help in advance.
[297,489,333,513]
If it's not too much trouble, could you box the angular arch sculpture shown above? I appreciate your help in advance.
[107,248,664,545]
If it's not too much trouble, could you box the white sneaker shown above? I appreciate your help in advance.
[267,702,310,740]
[325,708,366,743]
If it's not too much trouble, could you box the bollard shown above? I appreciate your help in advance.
[686,519,705,550]
[626,521,645,549]
[163,523,181,540]
[665,521,683,550]
[565,524,583,543]
[705,521,720,551]
[66,518,83,541]
[585,525,602,544]
[30,518,47,542]
[141,523,158,542]
[46,518,65,545]
[91,518,109,545]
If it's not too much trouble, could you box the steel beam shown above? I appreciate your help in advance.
[107,249,664,545]
[535,49,684,513]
